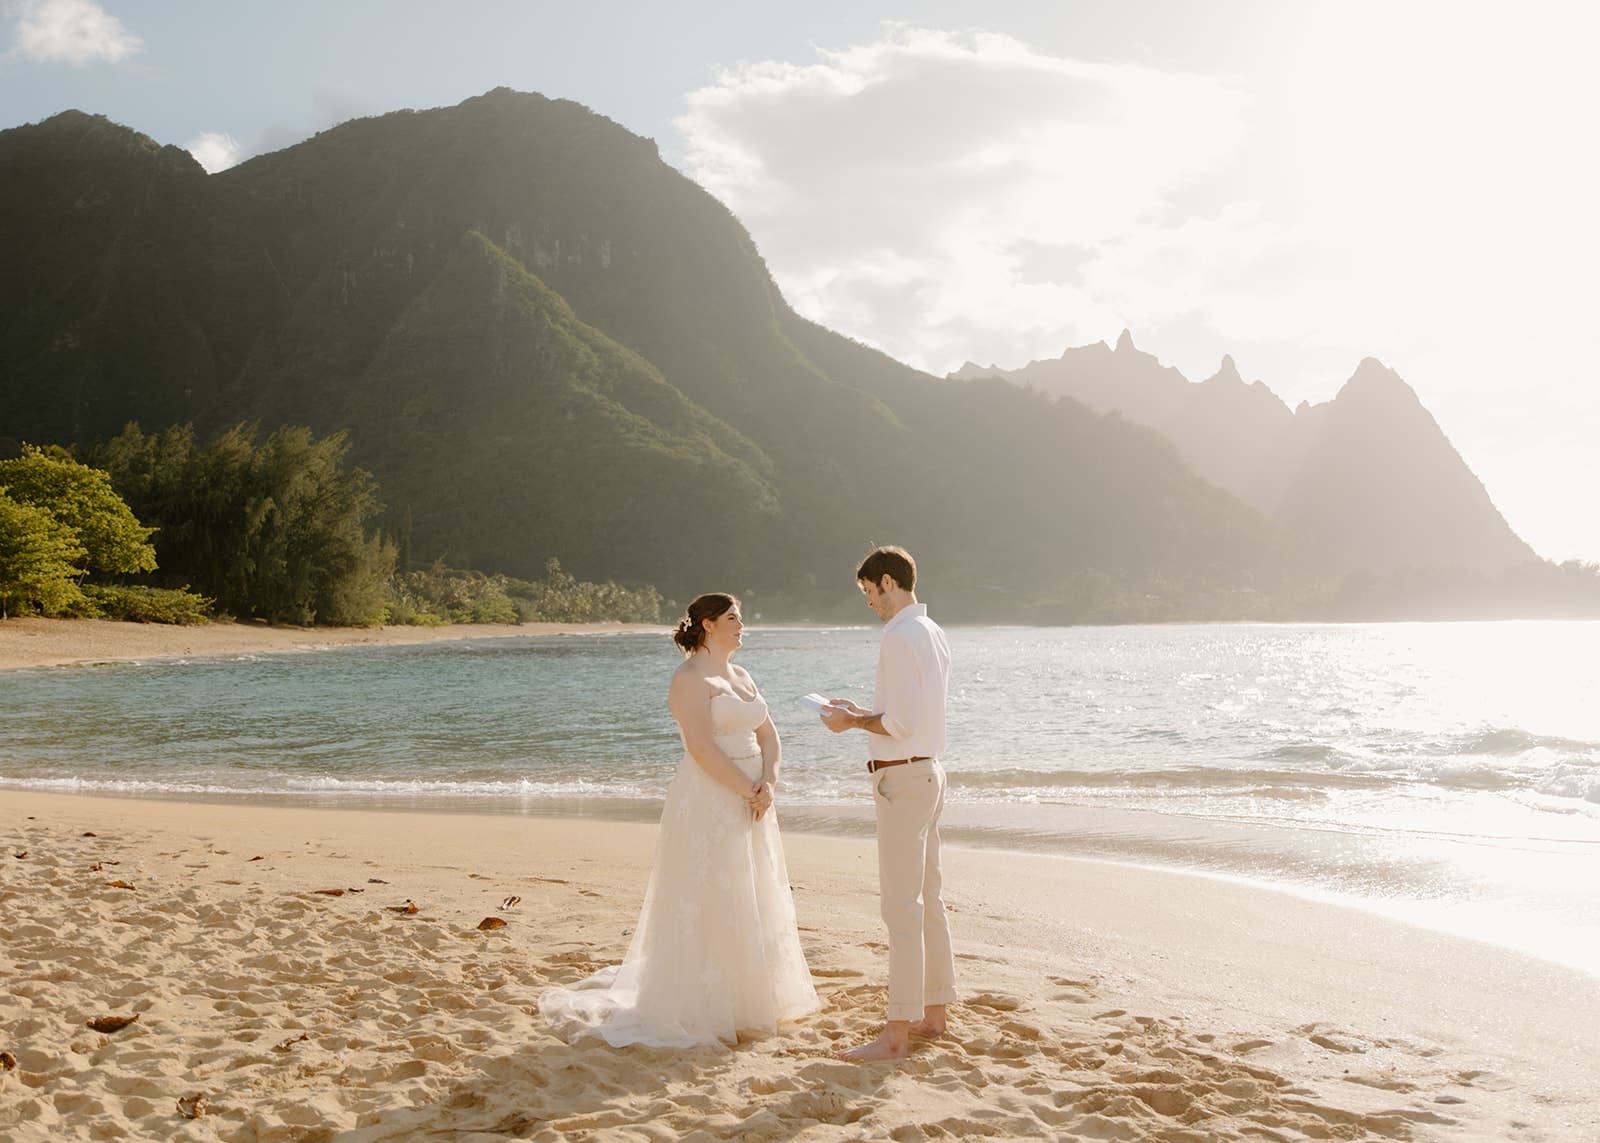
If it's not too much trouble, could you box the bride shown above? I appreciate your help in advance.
[538,593,819,1047]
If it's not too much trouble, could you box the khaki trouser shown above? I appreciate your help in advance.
[872,759,958,1021]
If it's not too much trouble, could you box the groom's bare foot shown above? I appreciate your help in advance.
[836,1032,909,1061]
[909,1003,948,1039]
[836,1022,910,1061]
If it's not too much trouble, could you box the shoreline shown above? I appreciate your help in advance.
[3,789,1595,1140]
[0,616,669,671]
[12,782,1600,985]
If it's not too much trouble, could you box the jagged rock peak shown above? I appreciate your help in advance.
[1206,354,1243,385]
[1339,356,1422,409]
[1114,328,1136,353]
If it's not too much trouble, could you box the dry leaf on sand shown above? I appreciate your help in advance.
[176,1093,207,1119]
[87,1014,140,1033]
[312,888,345,897]
[477,916,508,930]
[0,1051,17,1072]
[273,1033,311,1053]
[386,900,420,914]
[106,880,136,891]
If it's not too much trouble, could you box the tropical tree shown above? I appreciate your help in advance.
[0,488,87,618]
[0,445,156,575]
[98,423,396,625]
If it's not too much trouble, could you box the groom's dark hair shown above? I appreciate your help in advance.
[857,545,916,592]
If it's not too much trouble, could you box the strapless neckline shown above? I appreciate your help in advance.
[709,691,768,740]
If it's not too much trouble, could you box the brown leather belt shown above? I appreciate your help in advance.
[866,756,931,774]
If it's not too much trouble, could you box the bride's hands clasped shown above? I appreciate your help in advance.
[747,780,774,821]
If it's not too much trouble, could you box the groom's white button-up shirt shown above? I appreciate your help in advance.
[871,603,951,761]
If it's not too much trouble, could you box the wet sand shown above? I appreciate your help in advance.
[0,617,665,671]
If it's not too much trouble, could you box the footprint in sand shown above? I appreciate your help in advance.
[999,1019,1045,1042]
[954,950,1004,964]
[1307,1030,1371,1054]
[963,992,1025,1013]
[796,1060,881,1094]
[1452,1069,1514,1092]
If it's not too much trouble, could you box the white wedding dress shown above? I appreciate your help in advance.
[539,692,819,1047]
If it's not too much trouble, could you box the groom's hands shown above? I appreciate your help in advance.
[820,698,869,733]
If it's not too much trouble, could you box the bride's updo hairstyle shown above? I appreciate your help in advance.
[673,592,739,654]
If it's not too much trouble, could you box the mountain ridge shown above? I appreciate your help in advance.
[0,92,1546,618]
[952,333,1534,574]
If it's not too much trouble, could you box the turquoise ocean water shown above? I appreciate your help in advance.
[4,620,1597,976]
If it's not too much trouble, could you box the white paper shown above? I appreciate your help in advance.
[797,693,834,715]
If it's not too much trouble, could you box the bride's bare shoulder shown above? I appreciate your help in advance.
[670,658,713,691]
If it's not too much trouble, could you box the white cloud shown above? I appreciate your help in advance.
[676,26,1249,372]
[673,17,1600,559]
[184,131,241,174]
[12,0,139,66]
[675,17,1600,374]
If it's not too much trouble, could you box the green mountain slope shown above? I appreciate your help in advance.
[349,229,780,588]
[2,90,1375,616]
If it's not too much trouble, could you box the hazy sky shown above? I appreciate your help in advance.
[4,1,1596,562]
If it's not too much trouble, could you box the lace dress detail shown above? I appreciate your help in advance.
[539,692,819,1047]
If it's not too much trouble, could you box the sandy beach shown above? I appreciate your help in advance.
[0,617,665,672]
[4,619,1598,1141]
[2,790,1596,1142]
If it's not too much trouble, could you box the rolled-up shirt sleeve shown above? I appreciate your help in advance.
[876,632,919,740]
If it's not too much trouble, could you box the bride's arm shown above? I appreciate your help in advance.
[669,670,764,799]
[735,666,781,791]
[755,715,780,790]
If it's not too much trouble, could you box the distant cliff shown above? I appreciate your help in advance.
[953,332,1535,575]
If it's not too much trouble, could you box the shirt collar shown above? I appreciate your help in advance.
[884,602,927,633]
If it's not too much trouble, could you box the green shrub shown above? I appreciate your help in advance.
[81,584,214,625]
[387,559,660,626]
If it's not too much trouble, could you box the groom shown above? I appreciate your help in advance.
[821,545,957,1060]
